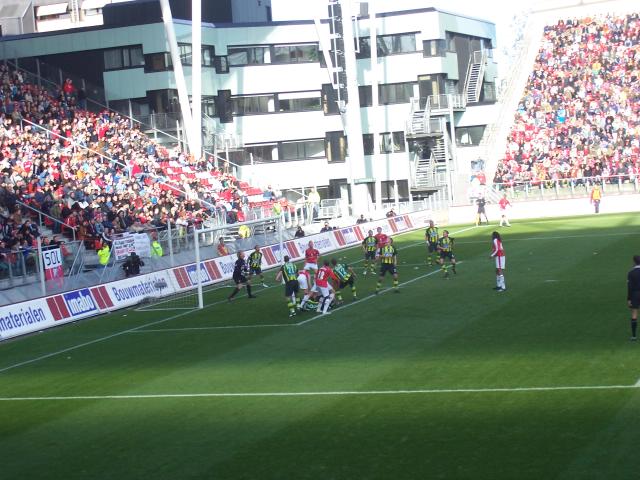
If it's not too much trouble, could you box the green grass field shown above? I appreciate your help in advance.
[1,213,640,479]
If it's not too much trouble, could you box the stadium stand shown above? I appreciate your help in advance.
[494,13,640,187]
[0,62,288,269]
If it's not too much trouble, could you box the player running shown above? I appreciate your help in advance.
[361,230,378,275]
[248,245,268,287]
[331,258,357,303]
[490,231,506,292]
[304,240,320,278]
[437,230,457,278]
[425,220,439,266]
[275,255,299,317]
[376,238,399,294]
[315,260,338,314]
[227,251,256,301]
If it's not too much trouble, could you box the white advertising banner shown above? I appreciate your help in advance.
[113,233,151,260]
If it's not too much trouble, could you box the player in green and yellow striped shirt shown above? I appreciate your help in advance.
[376,238,399,294]
[437,230,457,278]
[331,258,357,303]
[425,220,439,266]
[361,230,378,275]
[275,255,300,317]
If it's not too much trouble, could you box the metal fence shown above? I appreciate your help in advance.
[493,175,639,201]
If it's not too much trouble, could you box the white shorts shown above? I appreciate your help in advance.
[304,262,318,271]
[297,274,309,291]
[317,285,332,298]
[495,256,506,270]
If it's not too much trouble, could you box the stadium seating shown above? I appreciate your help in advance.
[0,62,289,263]
[494,13,640,186]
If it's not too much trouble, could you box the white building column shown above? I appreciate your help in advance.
[159,0,194,153]
[191,0,202,158]
[340,0,370,216]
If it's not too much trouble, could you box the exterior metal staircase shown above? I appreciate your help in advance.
[464,50,488,104]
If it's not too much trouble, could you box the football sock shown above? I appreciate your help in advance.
[300,294,310,307]
[228,287,239,299]
[376,281,382,291]
[316,297,324,312]
[496,275,501,288]
[393,280,399,290]
[499,275,505,289]
[351,286,357,298]
[287,301,295,314]
[632,319,637,338]
[246,284,253,296]
[452,264,457,274]
[323,294,334,313]
[336,292,343,302]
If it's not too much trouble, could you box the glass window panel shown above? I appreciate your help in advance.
[228,49,249,66]
[380,133,393,153]
[129,47,144,67]
[297,44,318,62]
[363,134,374,155]
[392,131,405,152]
[104,49,123,70]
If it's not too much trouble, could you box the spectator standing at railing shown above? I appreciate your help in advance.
[590,185,602,214]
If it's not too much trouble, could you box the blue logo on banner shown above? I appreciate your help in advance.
[63,289,97,316]
[186,263,211,285]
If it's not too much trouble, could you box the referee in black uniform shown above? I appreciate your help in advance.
[627,255,640,340]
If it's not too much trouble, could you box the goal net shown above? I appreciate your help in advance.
[137,216,286,312]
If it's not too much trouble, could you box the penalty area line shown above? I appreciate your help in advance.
[0,383,637,402]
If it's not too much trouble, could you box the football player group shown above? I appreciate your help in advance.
[227,222,507,317]
[425,220,506,291]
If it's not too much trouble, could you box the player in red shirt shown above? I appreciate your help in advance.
[490,231,506,292]
[303,240,320,275]
[315,260,338,314]
[374,227,388,255]
[498,194,512,227]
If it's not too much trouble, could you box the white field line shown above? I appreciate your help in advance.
[131,323,295,333]
[0,383,637,402]
[0,227,445,373]
[635,377,640,387]
[455,230,639,246]
[0,284,276,374]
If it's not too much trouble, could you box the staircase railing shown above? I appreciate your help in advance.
[15,200,77,241]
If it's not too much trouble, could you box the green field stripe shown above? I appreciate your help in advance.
[0,383,637,401]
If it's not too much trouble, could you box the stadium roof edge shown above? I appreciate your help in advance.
[0,6,495,43]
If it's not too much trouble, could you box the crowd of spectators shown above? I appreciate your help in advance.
[494,13,640,186]
[0,62,274,264]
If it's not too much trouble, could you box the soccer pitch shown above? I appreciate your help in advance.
[1,213,640,479]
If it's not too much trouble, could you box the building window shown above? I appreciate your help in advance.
[202,96,216,117]
[446,32,457,53]
[363,134,374,155]
[178,43,192,65]
[357,33,417,58]
[144,52,172,72]
[104,46,144,70]
[325,131,348,163]
[380,131,406,154]
[279,139,326,160]
[245,144,276,164]
[277,91,322,112]
[230,95,275,115]
[228,46,270,66]
[359,85,372,107]
[423,39,446,57]
[481,82,496,102]
[379,82,414,105]
[202,45,215,67]
[272,44,319,63]
[215,56,229,73]
[455,126,485,146]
